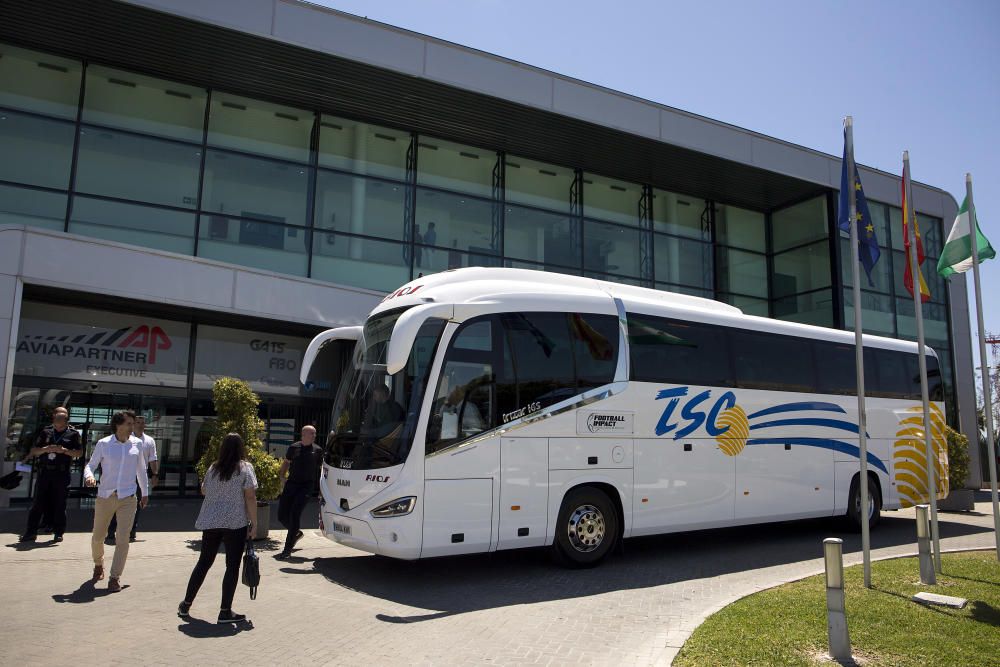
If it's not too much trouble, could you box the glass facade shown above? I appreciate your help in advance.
[0,42,960,426]
[839,199,956,423]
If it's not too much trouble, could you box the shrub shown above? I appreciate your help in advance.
[944,425,971,490]
[196,377,282,501]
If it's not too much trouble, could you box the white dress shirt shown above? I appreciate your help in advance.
[133,432,157,464]
[84,434,149,499]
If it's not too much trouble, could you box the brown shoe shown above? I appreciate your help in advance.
[108,577,121,592]
[92,565,104,581]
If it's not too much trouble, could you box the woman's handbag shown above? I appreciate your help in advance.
[241,528,260,600]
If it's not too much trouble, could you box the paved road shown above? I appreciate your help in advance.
[0,494,995,666]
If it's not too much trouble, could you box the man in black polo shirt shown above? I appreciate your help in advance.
[20,406,83,543]
[274,425,323,560]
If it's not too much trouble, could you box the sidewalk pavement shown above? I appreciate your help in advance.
[0,493,995,666]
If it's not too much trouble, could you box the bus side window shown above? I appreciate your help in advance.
[814,341,857,395]
[732,329,815,392]
[502,312,576,410]
[627,314,732,387]
[570,313,619,389]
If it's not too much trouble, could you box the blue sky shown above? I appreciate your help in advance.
[314,0,999,392]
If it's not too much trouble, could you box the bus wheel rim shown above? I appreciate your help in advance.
[567,504,605,553]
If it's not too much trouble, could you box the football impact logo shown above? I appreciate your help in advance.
[587,413,628,433]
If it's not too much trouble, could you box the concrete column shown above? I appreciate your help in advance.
[0,273,24,457]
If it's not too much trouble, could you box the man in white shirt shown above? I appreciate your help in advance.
[105,414,158,545]
[84,409,150,592]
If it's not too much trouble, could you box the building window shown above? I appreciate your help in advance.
[0,183,66,231]
[716,204,766,252]
[314,170,406,241]
[202,149,311,226]
[505,155,574,214]
[653,234,713,290]
[207,92,312,163]
[583,172,642,227]
[318,115,409,182]
[652,189,709,240]
[197,215,308,276]
[69,196,196,255]
[74,126,201,208]
[0,44,81,119]
[82,65,207,142]
[0,109,75,190]
[311,233,410,292]
[416,137,494,199]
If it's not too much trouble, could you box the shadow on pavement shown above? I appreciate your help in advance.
[312,513,992,623]
[6,540,60,552]
[177,618,254,637]
[183,537,283,553]
[52,579,127,603]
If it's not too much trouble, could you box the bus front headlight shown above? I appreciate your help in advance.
[370,496,416,518]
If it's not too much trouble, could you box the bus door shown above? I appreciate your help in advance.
[421,318,501,557]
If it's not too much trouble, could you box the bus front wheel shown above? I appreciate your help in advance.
[846,474,881,532]
[552,487,619,567]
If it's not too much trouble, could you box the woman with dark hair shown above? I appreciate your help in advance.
[178,433,258,624]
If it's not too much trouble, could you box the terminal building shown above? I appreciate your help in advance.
[0,0,982,499]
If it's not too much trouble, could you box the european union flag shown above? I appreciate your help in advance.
[838,135,880,286]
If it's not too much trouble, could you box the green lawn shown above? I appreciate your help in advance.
[674,551,1000,666]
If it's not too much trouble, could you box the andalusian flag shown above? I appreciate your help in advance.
[901,161,930,302]
[937,196,996,277]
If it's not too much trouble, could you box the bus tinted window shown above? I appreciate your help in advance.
[870,348,913,399]
[570,313,619,389]
[814,341,857,395]
[926,355,944,401]
[502,313,577,411]
[732,329,815,392]
[628,315,733,387]
[426,316,497,454]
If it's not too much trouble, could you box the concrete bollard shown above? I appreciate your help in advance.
[824,538,852,662]
[916,504,936,585]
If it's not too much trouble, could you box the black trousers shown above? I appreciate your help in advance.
[107,493,141,539]
[183,527,248,611]
[25,471,70,537]
[278,482,310,554]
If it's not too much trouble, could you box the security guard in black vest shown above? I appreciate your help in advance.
[20,406,83,543]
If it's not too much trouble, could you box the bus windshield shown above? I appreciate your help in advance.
[326,308,445,470]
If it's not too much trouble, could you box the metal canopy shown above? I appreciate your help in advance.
[1,0,828,211]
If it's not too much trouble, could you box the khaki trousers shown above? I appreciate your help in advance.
[91,493,138,578]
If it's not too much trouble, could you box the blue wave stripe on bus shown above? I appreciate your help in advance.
[746,402,847,420]
[749,418,864,435]
[745,437,888,474]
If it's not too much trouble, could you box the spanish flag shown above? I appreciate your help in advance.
[901,161,931,302]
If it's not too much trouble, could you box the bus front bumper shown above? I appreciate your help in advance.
[320,509,421,560]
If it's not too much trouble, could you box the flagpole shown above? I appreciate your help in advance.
[967,173,1000,561]
[903,151,942,572]
[846,117,873,588]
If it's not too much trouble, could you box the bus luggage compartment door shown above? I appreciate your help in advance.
[497,437,548,549]
[421,478,493,557]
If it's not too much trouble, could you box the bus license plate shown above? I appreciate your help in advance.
[332,521,351,535]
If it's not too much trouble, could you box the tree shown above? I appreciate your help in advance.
[196,377,281,501]
[944,425,971,491]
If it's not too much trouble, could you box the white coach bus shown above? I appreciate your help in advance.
[301,268,947,565]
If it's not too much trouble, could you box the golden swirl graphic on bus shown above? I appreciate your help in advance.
[716,405,749,456]
[893,404,948,508]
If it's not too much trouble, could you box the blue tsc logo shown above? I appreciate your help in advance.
[653,386,889,473]
[655,386,736,438]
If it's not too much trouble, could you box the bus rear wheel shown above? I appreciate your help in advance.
[552,487,619,567]
[846,474,881,532]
